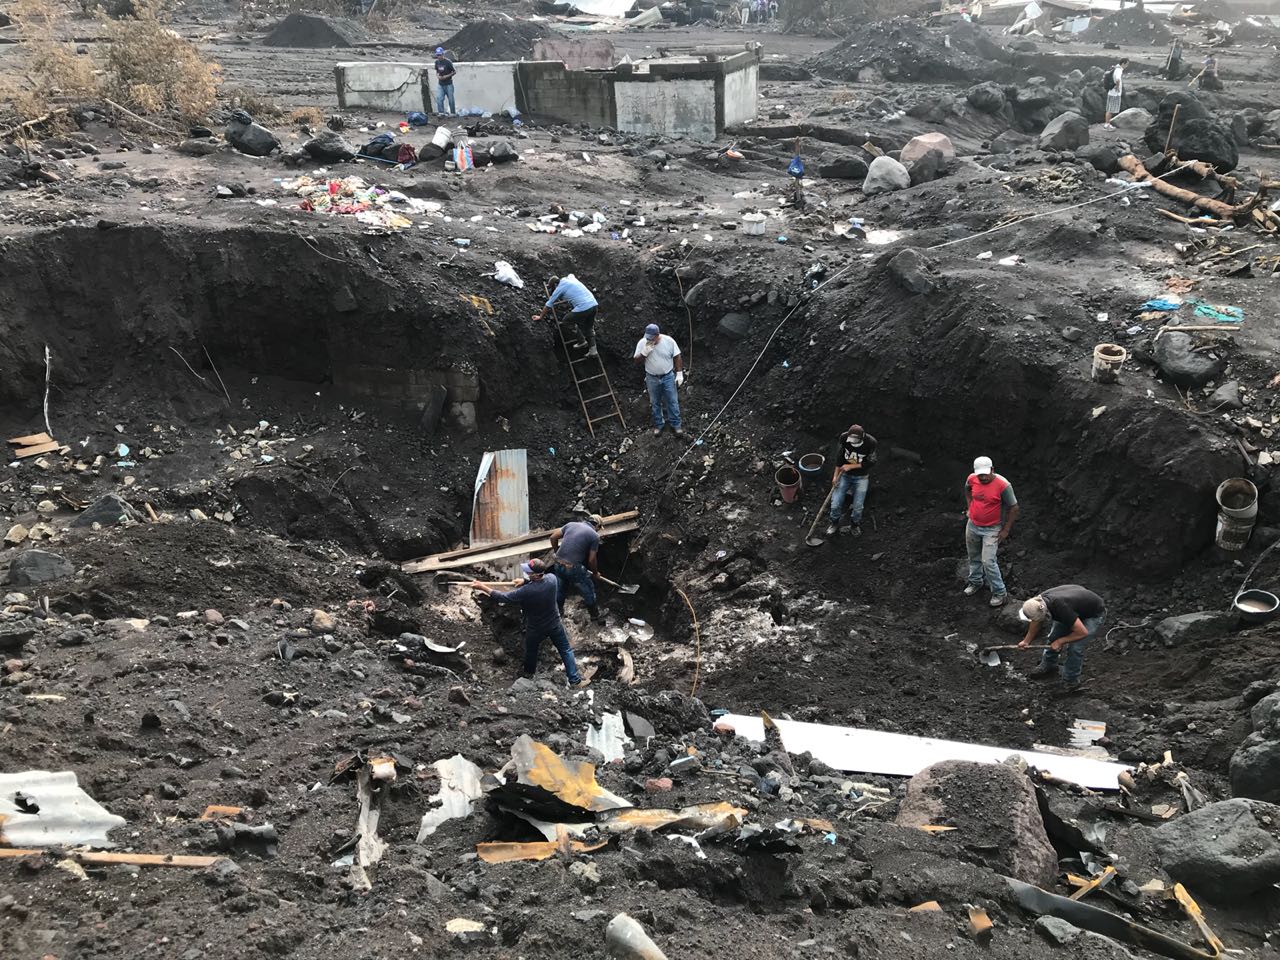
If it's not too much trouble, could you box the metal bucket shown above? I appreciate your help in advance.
[775,465,802,503]
[1234,589,1279,626]
[1216,477,1258,551]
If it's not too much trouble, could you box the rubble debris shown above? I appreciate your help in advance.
[507,734,631,813]
[225,109,280,158]
[1085,7,1171,44]
[605,912,668,960]
[71,493,143,528]
[896,760,1059,886]
[9,432,63,458]
[0,771,126,847]
[1153,798,1280,901]
[586,711,632,763]
[416,755,485,840]
[403,511,639,573]
[263,13,372,48]
[476,838,608,863]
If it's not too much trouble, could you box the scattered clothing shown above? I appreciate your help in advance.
[1191,301,1244,323]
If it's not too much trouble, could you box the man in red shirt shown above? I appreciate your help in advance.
[963,455,1019,607]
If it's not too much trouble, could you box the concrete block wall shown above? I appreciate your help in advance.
[335,62,427,112]
[423,61,520,116]
[518,62,616,128]
[614,77,717,142]
[531,37,617,70]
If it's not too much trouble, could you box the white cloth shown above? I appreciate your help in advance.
[1106,89,1122,113]
[1111,65,1124,96]
[634,334,681,376]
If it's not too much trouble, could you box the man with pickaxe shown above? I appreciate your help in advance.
[1018,585,1106,694]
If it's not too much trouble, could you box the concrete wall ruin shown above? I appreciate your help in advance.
[335,50,758,140]
[531,37,617,70]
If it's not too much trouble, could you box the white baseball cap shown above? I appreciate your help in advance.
[973,456,993,475]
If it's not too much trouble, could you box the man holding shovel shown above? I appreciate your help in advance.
[471,560,589,689]
[550,514,606,624]
[1018,585,1106,693]
[826,424,877,538]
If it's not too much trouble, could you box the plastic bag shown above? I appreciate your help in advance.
[453,143,474,172]
[788,156,805,178]
[493,260,524,289]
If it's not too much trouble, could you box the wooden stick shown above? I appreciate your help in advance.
[1118,155,1261,220]
[103,98,182,136]
[1163,103,1181,155]
[0,849,226,868]
[0,108,68,139]
[145,502,159,522]
[1155,208,1226,226]
[201,343,232,404]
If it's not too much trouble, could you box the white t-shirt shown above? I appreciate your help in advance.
[634,334,681,376]
[1110,65,1124,95]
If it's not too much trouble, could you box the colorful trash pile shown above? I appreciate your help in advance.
[280,175,442,231]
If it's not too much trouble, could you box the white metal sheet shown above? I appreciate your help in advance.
[416,755,486,841]
[716,714,1131,790]
[0,770,126,848]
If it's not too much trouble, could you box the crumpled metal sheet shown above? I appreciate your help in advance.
[0,770,126,848]
[585,711,631,764]
[512,801,746,842]
[417,755,486,841]
[510,734,631,813]
[476,838,608,864]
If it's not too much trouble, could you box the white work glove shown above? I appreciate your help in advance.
[676,371,685,387]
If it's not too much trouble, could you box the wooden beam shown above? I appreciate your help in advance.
[8,432,52,446]
[402,510,640,574]
[14,440,61,458]
[0,849,227,868]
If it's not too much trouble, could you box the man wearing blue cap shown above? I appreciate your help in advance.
[470,560,589,689]
[433,47,456,116]
[633,323,684,437]
[533,274,599,357]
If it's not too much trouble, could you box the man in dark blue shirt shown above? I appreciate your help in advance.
[433,47,456,116]
[550,513,604,622]
[471,560,588,688]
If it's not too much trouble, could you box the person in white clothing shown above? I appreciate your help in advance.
[633,323,684,437]
[1103,58,1127,129]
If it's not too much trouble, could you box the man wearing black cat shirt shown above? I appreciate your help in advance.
[1018,584,1106,693]
[826,424,877,537]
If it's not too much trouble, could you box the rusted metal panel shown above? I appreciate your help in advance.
[470,449,529,547]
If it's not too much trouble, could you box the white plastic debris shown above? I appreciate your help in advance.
[0,771,126,848]
[493,260,525,289]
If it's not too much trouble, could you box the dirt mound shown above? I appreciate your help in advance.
[806,18,1008,83]
[1084,7,1172,44]
[783,0,932,35]
[263,13,372,48]
[440,19,556,62]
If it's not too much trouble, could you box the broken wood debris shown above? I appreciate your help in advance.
[8,432,67,459]
[0,849,228,869]
[401,510,639,573]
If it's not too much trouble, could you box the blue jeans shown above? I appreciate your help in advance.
[554,561,597,609]
[965,521,1006,596]
[829,472,869,526]
[435,83,455,115]
[524,622,581,684]
[1038,614,1104,683]
[646,372,681,430]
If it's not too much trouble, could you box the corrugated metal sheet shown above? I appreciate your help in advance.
[470,449,529,547]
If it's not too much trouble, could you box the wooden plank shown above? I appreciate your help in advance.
[0,849,226,868]
[199,804,244,820]
[14,440,62,458]
[9,432,52,446]
[402,510,639,574]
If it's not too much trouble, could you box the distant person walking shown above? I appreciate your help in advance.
[471,560,589,689]
[826,424,877,538]
[1019,585,1106,693]
[1165,38,1183,80]
[633,323,684,437]
[534,274,600,357]
[739,0,750,24]
[1103,57,1127,129]
[1194,53,1222,91]
[963,456,1019,607]
[434,46,456,116]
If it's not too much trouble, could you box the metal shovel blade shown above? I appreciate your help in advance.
[980,650,1001,667]
[805,535,826,547]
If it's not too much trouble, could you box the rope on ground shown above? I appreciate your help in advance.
[1104,618,1153,644]
[675,586,702,698]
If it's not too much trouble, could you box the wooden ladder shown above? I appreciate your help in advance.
[546,293,627,438]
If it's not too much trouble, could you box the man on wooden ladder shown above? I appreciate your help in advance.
[533,274,599,357]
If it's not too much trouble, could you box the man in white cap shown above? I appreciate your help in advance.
[963,456,1019,607]
[633,323,684,437]
[433,47,456,116]
[1018,585,1106,693]
[550,513,605,623]
[470,559,589,688]
[826,424,877,537]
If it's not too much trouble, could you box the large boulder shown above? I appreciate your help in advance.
[1109,107,1153,131]
[886,248,936,295]
[989,129,1031,154]
[6,549,74,586]
[1231,734,1280,803]
[1168,118,1238,172]
[817,152,869,181]
[1152,331,1226,389]
[1038,112,1089,151]
[862,156,910,196]
[72,494,143,529]
[896,760,1058,886]
[1251,691,1280,734]
[1142,91,1211,155]
[1075,143,1121,174]
[966,82,1006,114]
[303,129,357,162]
[1153,798,1280,901]
[1153,610,1234,646]
[225,111,280,158]
[907,148,948,186]
[901,132,955,164]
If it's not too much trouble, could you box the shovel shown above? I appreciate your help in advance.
[804,487,837,547]
[977,643,1050,667]
[597,574,640,595]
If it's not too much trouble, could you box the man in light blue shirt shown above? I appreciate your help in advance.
[533,274,600,357]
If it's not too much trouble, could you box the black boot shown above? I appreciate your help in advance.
[587,604,606,624]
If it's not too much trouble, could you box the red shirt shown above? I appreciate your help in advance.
[967,473,1011,527]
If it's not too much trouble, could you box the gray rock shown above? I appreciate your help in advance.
[1109,107,1153,131]
[1152,331,1226,388]
[896,759,1057,886]
[1207,380,1242,411]
[1035,916,1081,945]
[817,152,868,181]
[1061,326,1085,342]
[6,549,74,586]
[176,137,223,156]
[1231,113,1249,146]
[1251,691,1280,733]
[72,494,143,528]
[886,248,936,296]
[1153,798,1280,900]
[1075,143,1121,174]
[901,132,955,163]
[1243,680,1279,708]
[718,312,752,340]
[683,278,711,307]
[1154,610,1234,646]
[225,117,280,158]
[1230,734,1280,803]
[1038,112,1090,151]
[907,148,947,186]
[966,81,1006,113]
[303,128,356,161]
[862,155,910,196]
[989,129,1031,154]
